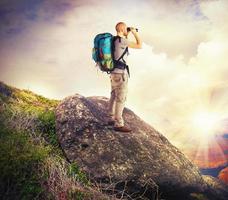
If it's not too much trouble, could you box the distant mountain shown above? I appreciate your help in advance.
[219,167,228,184]
[183,133,228,185]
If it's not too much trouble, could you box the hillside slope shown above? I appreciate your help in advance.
[0,81,113,200]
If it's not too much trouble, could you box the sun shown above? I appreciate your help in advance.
[191,110,221,138]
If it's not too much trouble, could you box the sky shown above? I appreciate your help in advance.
[0,0,228,162]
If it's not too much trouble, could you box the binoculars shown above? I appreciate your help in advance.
[127,27,138,32]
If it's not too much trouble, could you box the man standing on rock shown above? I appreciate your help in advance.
[108,22,142,132]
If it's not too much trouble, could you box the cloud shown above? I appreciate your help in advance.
[0,0,75,38]
[0,0,228,148]
[125,0,228,146]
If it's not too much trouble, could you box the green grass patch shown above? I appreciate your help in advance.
[68,162,91,186]
[37,110,59,147]
[0,124,51,199]
[0,81,103,199]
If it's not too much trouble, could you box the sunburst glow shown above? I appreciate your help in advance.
[192,110,221,138]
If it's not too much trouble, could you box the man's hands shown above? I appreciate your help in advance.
[127,27,142,49]
[129,27,138,33]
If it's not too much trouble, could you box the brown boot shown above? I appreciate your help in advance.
[114,125,132,132]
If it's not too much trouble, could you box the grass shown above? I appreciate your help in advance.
[0,81,112,200]
[0,123,51,199]
[68,162,91,186]
[37,110,59,147]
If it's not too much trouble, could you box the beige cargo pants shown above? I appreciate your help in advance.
[108,72,128,127]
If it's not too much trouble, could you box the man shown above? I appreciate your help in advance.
[108,22,142,132]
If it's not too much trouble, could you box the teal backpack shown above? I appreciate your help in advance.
[92,33,130,75]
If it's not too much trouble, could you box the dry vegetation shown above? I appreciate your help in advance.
[0,81,120,200]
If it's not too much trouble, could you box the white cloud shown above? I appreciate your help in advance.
[0,0,228,148]
[123,0,228,146]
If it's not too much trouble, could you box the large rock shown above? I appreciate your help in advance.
[55,94,228,200]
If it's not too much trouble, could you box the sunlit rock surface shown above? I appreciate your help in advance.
[55,94,228,200]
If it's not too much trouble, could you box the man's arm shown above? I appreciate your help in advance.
[127,28,142,49]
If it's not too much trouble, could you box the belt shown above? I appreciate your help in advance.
[113,60,130,78]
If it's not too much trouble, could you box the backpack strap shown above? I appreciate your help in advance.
[111,36,118,64]
[111,36,130,77]
[113,62,130,77]
[117,47,128,63]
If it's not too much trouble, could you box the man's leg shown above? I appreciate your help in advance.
[114,95,125,127]
[114,73,128,127]
[108,88,116,121]
[108,73,123,122]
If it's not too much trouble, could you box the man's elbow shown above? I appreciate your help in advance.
[137,43,142,49]
[128,41,142,49]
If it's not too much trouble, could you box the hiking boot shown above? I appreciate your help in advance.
[114,126,132,132]
[107,120,115,126]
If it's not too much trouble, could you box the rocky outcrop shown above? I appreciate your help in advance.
[219,167,228,185]
[202,175,228,200]
[55,94,228,200]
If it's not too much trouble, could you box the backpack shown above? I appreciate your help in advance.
[92,33,130,76]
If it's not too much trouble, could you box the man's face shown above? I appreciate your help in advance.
[116,22,128,37]
[123,25,128,37]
